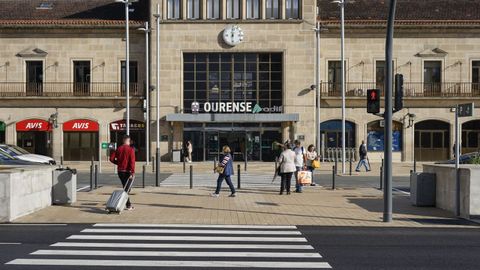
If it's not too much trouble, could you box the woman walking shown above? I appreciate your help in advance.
[278,143,296,195]
[305,144,318,186]
[211,146,236,197]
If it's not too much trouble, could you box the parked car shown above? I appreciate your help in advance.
[0,144,56,165]
[0,150,42,166]
[436,152,480,165]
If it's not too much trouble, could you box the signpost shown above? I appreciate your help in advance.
[454,102,474,216]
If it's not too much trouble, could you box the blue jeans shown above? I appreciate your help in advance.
[215,174,236,194]
[355,159,370,172]
[295,166,303,192]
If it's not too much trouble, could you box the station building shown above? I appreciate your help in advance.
[0,0,479,163]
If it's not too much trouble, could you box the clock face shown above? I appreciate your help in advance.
[222,25,244,46]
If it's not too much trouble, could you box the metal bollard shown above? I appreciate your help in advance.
[237,164,241,189]
[244,154,247,172]
[189,165,193,189]
[151,156,155,173]
[155,149,160,187]
[379,158,384,190]
[89,163,94,191]
[60,156,64,166]
[332,165,336,190]
[142,164,146,188]
[94,164,98,189]
[183,157,186,174]
[349,157,352,176]
[413,158,417,173]
[334,155,338,175]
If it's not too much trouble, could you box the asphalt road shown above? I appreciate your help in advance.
[1,223,479,270]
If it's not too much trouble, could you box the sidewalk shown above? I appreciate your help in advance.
[15,184,473,228]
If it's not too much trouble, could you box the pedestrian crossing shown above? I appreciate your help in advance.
[6,223,332,269]
[161,173,276,187]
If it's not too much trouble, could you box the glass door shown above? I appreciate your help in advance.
[26,61,43,96]
[206,131,220,161]
[73,61,91,96]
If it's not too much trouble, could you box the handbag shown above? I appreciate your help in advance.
[312,159,320,169]
[215,165,225,174]
[297,170,312,185]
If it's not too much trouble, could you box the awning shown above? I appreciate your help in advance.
[166,113,299,123]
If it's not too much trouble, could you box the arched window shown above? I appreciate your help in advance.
[462,120,480,154]
[414,120,450,161]
[367,120,403,152]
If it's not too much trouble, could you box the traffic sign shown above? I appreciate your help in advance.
[458,103,474,117]
[101,142,109,149]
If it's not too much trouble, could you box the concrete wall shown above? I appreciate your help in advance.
[0,166,55,222]
[423,164,480,218]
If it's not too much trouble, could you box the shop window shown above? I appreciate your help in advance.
[167,0,181,19]
[285,0,300,19]
[367,120,402,152]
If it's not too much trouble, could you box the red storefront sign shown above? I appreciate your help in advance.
[16,119,52,132]
[63,119,99,132]
[110,119,145,131]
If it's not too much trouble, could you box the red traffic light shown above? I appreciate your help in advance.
[369,90,378,101]
[367,89,381,114]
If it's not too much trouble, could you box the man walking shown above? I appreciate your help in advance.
[355,140,370,172]
[110,135,136,210]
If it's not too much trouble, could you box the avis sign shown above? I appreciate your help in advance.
[16,119,51,132]
[63,119,99,132]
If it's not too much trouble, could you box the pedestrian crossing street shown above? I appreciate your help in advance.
[6,223,332,269]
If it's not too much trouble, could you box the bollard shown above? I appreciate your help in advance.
[334,155,338,175]
[60,156,64,166]
[142,164,146,188]
[379,158,384,190]
[189,165,193,189]
[413,158,417,173]
[183,157,186,174]
[155,149,160,187]
[244,154,247,172]
[89,163,94,191]
[332,165,336,190]
[349,157,352,176]
[151,156,155,173]
[94,164,98,189]
[237,164,241,189]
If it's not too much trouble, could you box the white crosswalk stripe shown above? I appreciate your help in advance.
[161,173,276,187]
[6,223,333,269]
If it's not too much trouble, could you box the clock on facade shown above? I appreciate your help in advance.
[222,24,244,46]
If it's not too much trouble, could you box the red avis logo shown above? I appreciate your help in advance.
[25,122,43,129]
[72,122,89,129]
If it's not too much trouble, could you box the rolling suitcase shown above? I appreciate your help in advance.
[106,176,134,214]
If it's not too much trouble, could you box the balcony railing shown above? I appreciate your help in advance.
[0,82,144,97]
[321,82,480,97]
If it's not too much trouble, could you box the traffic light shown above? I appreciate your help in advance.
[394,74,404,112]
[367,89,381,114]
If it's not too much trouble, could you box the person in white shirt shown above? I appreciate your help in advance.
[278,143,296,195]
[293,140,306,193]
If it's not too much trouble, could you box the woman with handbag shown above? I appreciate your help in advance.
[279,143,296,195]
[306,144,320,186]
[211,146,236,198]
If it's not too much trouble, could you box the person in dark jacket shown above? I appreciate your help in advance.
[109,135,136,210]
[211,145,236,197]
[355,140,370,172]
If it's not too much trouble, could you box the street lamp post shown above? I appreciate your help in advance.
[116,0,139,136]
[154,4,161,186]
[333,0,346,174]
[138,22,151,166]
[314,18,321,157]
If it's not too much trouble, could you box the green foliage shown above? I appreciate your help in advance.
[470,156,480,165]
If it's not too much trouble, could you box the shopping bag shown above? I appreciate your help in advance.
[312,160,321,169]
[297,170,312,185]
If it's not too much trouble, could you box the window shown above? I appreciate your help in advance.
[207,0,221,19]
[246,0,260,19]
[26,61,43,96]
[423,61,442,96]
[187,0,201,19]
[167,0,181,19]
[375,60,394,93]
[327,61,346,95]
[285,0,300,19]
[226,0,241,19]
[183,53,283,113]
[265,0,280,19]
[73,61,91,96]
[472,61,480,94]
[121,61,139,96]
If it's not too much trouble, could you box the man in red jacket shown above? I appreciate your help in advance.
[110,135,136,210]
